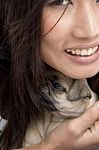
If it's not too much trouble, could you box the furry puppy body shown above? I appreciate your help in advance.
[24,70,98,147]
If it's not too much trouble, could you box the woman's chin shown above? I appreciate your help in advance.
[62,70,99,79]
[70,72,98,79]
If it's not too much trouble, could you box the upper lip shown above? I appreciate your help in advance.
[66,42,99,49]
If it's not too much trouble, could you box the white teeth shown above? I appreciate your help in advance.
[75,49,80,55]
[87,48,93,55]
[81,49,87,56]
[65,46,98,56]
[71,50,75,55]
[66,49,71,52]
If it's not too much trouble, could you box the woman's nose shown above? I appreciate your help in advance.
[72,3,99,40]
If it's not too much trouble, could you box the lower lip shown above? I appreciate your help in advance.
[64,47,99,65]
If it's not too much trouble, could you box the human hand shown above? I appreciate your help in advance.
[45,101,99,150]
[14,102,99,150]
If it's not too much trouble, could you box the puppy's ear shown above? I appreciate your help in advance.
[67,79,92,101]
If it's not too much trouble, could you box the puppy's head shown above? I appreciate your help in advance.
[39,70,97,118]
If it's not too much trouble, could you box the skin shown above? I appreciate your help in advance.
[16,0,99,149]
[41,0,99,79]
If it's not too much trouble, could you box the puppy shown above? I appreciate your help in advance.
[24,70,98,147]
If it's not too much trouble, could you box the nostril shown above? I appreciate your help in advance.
[67,94,92,101]
[84,94,92,100]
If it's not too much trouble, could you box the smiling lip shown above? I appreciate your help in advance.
[64,46,99,65]
[67,42,99,49]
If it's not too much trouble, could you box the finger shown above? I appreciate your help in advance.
[70,101,99,135]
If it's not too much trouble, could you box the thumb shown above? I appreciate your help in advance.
[70,101,99,135]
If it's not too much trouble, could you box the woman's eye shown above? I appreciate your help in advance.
[52,0,68,5]
[47,0,72,6]
[96,0,99,2]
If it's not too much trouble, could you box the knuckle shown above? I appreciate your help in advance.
[87,110,95,122]
[67,123,78,137]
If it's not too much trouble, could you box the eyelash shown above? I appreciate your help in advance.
[47,0,72,6]
[46,0,99,8]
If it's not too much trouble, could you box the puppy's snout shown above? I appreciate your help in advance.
[67,79,92,102]
[68,93,92,101]
[67,88,92,101]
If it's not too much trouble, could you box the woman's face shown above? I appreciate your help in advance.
[41,0,99,79]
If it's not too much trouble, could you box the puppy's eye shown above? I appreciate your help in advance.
[50,80,64,91]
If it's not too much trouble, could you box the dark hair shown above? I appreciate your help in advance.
[0,0,99,149]
[0,0,48,149]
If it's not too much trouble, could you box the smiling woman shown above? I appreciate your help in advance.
[42,0,99,79]
[0,0,99,150]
